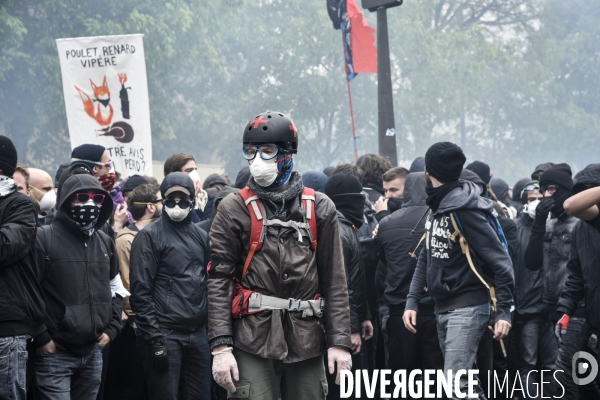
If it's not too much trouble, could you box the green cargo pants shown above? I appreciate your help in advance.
[228,348,328,399]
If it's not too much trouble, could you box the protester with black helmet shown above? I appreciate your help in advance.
[208,111,352,399]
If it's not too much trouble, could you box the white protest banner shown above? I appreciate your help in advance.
[56,34,152,178]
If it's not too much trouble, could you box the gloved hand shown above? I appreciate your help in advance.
[327,346,352,385]
[534,197,555,224]
[212,350,239,392]
[555,314,570,344]
[147,338,169,373]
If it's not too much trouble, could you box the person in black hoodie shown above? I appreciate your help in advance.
[555,164,600,398]
[130,172,211,400]
[523,163,580,397]
[33,174,122,400]
[404,142,514,399]
[324,173,374,399]
[378,172,445,398]
[0,135,46,400]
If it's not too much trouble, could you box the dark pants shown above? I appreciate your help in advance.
[554,317,600,400]
[387,313,446,399]
[104,324,148,400]
[0,335,28,400]
[512,314,557,399]
[143,328,211,400]
[33,344,103,400]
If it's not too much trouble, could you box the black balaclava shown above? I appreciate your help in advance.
[387,197,403,213]
[539,163,573,217]
[325,173,364,228]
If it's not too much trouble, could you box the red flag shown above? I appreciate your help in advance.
[347,0,377,73]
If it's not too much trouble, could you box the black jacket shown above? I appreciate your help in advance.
[514,211,545,316]
[378,172,434,315]
[130,173,210,341]
[524,210,578,309]
[406,180,514,323]
[338,212,370,333]
[0,192,46,337]
[34,175,122,355]
[557,165,600,330]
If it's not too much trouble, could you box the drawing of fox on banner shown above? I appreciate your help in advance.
[74,74,134,143]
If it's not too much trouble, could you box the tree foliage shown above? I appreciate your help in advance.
[0,0,598,184]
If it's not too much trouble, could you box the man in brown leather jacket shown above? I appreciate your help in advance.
[208,112,352,399]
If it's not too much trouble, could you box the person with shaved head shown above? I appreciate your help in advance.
[28,168,56,225]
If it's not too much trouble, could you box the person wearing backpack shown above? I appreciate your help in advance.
[32,174,123,400]
[208,112,352,399]
[403,142,514,400]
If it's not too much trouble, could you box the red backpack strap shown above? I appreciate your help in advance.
[301,188,318,251]
[238,187,265,280]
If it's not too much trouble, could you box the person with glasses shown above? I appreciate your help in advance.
[32,174,123,399]
[209,111,352,399]
[511,179,558,397]
[102,183,161,400]
[129,172,211,400]
[524,163,579,396]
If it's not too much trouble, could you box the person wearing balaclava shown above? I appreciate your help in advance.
[324,173,373,400]
[129,172,211,399]
[0,135,47,400]
[509,178,554,398]
[404,142,514,399]
[32,174,123,399]
[466,160,492,186]
[556,164,600,398]
[208,111,352,398]
[523,163,579,397]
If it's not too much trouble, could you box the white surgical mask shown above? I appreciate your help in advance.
[165,205,191,221]
[524,199,540,219]
[249,157,278,187]
[39,190,57,213]
[188,170,201,182]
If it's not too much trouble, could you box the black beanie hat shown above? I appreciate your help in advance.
[0,135,18,177]
[122,175,148,193]
[325,173,363,196]
[424,142,466,183]
[71,144,106,170]
[410,157,425,173]
[466,161,491,185]
[539,163,573,191]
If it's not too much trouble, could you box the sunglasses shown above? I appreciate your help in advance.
[162,198,193,209]
[74,193,106,205]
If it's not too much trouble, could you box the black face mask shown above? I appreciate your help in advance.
[388,197,403,213]
[550,188,572,217]
[330,193,365,228]
[69,203,101,236]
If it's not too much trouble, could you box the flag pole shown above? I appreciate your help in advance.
[346,78,359,162]
[342,37,359,162]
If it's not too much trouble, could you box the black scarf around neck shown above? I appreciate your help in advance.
[247,171,304,220]
[425,181,461,213]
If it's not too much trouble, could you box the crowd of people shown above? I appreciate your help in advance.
[1,110,600,400]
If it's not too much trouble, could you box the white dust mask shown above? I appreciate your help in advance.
[39,190,57,213]
[524,199,540,219]
[165,204,191,221]
[250,157,278,187]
